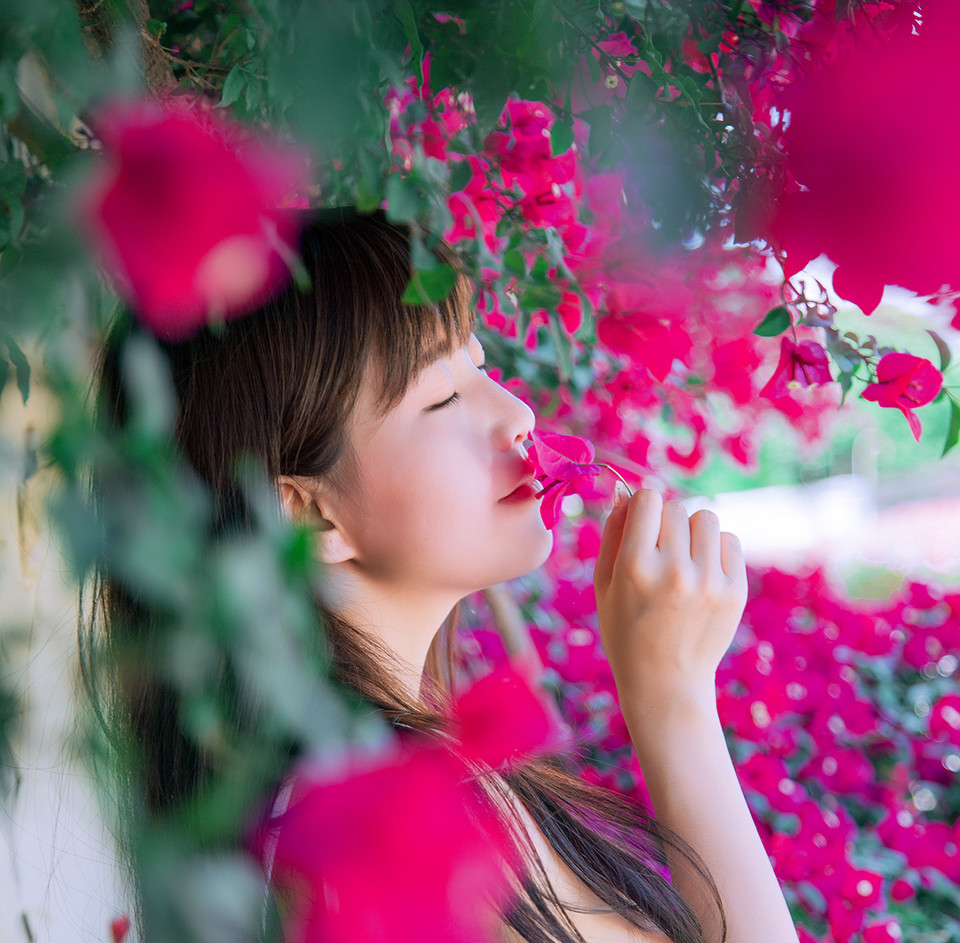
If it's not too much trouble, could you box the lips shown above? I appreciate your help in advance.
[500,470,542,503]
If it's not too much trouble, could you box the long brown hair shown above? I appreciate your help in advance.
[89,208,724,943]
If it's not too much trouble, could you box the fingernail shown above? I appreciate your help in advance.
[614,482,628,506]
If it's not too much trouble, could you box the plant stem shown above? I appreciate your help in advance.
[598,463,633,497]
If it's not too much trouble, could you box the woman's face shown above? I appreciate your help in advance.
[334,332,553,597]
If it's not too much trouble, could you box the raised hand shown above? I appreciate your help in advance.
[594,489,799,943]
[593,488,748,714]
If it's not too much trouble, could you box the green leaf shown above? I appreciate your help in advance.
[146,18,166,39]
[943,399,960,457]
[753,305,791,337]
[395,1,423,68]
[522,283,562,310]
[385,174,421,223]
[449,159,472,193]
[548,313,574,381]
[838,370,854,407]
[243,75,262,111]
[410,234,438,271]
[0,330,29,404]
[0,65,19,122]
[471,56,512,135]
[550,119,574,156]
[926,329,952,373]
[503,249,526,278]
[401,264,457,304]
[2,193,24,245]
[582,105,611,157]
[219,65,245,108]
[356,148,385,213]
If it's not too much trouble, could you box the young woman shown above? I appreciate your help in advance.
[93,208,799,943]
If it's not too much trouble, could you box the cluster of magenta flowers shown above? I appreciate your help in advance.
[461,556,960,943]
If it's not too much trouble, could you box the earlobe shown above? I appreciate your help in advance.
[317,526,355,565]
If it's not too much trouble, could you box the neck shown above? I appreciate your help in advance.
[322,568,459,704]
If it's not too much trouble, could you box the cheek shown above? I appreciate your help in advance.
[352,441,474,541]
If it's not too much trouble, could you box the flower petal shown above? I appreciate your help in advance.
[530,430,600,480]
[538,480,570,529]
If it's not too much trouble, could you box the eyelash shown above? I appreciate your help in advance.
[427,364,488,411]
[428,392,461,411]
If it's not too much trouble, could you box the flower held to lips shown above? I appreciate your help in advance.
[529,431,601,529]
[82,98,307,340]
[861,352,943,442]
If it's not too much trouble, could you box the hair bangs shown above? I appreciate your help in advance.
[371,269,476,415]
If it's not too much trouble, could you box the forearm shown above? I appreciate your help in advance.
[622,691,798,943]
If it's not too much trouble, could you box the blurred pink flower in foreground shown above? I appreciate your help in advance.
[109,915,130,943]
[451,662,560,768]
[82,98,307,339]
[529,430,601,529]
[768,0,960,313]
[861,352,943,442]
[253,744,516,943]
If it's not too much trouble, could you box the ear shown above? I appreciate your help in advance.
[276,475,358,566]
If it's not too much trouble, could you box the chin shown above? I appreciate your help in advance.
[499,526,554,582]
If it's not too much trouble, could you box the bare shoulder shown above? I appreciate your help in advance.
[481,773,673,943]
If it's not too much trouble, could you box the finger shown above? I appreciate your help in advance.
[658,499,691,565]
[720,531,747,585]
[594,501,628,593]
[689,509,721,574]
[615,489,664,574]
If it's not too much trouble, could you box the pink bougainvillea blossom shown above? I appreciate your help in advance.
[862,918,904,943]
[929,693,960,747]
[252,745,515,943]
[451,663,560,768]
[760,337,833,399]
[861,352,943,442]
[83,99,306,340]
[529,430,602,529]
[767,0,960,312]
[569,30,644,111]
[445,155,505,252]
[840,868,884,909]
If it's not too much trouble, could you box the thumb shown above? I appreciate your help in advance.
[594,499,628,594]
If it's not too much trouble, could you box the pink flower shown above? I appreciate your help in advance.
[760,337,833,399]
[827,896,866,941]
[110,915,131,943]
[768,2,960,313]
[82,98,306,339]
[890,878,915,903]
[529,430,601,529]
[863,917,904,943]
[451,663,559,768]
[445,156,505,252]
[929,692,960,746]
[841,867,884,909]
[861,352,943,442]
[252,745,515,943]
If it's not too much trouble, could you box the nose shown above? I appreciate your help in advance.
[492,381,535,452]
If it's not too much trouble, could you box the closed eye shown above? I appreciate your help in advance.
[427,392,461,411]
[426,362,487,411]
